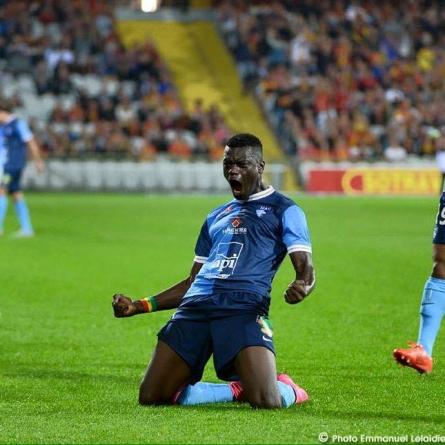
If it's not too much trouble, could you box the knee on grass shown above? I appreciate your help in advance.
[246,390,282,409]
[138,387,170,406]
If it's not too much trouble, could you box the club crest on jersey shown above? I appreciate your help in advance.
[257,316,273,338]
[223,217,247,235]
[231,217,242,227]
[256,206,272,217]
[2,173,11,185]
[208,242,243,278]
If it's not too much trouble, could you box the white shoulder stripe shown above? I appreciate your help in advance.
[287,245,312,254]
[194,255,208,263]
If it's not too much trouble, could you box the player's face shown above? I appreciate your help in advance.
[223,146,265,200]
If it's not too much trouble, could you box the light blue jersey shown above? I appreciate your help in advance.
[0,126,6,169]
[0,126,6,183]
[2,115,33,171]
[184,186,312,301]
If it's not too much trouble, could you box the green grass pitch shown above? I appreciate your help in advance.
[1,192,444,444]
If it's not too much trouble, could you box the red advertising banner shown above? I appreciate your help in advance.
[306,168,442,195]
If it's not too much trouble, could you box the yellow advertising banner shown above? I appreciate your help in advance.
[307,168,442,195]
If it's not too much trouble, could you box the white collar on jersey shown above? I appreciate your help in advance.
[4,114,16,125]
[235,185,275,202]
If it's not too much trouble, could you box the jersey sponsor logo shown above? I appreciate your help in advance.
[209,241,243,277]
[222,226,247,235]
[256,205,272,218]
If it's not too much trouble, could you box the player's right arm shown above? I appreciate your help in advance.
[27,137,44,173]
[18,119,44,173]
[112,261,203,317]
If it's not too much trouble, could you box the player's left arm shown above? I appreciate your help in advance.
[284,251,315,305]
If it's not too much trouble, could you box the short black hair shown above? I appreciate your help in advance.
[0,101,13,113]
[226,133,263,159]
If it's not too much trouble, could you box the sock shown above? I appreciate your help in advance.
[0,195,7,231]
[14,199,33,233]
[417,276,445,356]
[177,382,234,406]
[277,381,296,408]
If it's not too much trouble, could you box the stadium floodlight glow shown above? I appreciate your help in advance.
[141,0,159,12]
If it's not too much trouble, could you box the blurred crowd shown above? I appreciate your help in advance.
[2,0,445,164]
[0,0,231,161]
[217,0,445,162]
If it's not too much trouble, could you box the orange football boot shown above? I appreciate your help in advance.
[393,341,433,374]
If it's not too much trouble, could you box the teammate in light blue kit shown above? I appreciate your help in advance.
[113,133,315,408]
[393,182,445,373]
[0,104,44,237]
[0,126,5,185]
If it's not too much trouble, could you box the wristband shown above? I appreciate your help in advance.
[140,296,157,313]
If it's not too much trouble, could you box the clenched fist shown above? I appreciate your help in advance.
[112,294,139,317]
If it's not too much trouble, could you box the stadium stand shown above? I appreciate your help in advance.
[215,0,445,164]
[3,0,444,192]
[0,0,234,163]
[114,18,284,162]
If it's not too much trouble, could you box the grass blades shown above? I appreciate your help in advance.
[1,193,444,444]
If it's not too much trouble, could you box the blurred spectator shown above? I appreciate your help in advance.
[49,62,74,95]
[384,130,408,162]
[45,39,75,72]
[435,134,445,190]
[168,133,192,160]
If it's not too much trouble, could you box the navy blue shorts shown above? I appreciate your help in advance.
[433,192,445,245]
[1,170,23,193]
[158,311,275,383]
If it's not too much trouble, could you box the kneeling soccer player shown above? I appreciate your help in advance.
[112,133,315,408]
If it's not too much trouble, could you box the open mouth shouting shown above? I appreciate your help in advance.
[229,179,243,198]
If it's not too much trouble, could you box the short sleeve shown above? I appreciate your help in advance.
[193,219,212,263]
[16,119,33,143]
[282,205,312,254]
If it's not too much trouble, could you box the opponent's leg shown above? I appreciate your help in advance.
[139,340,192,405]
